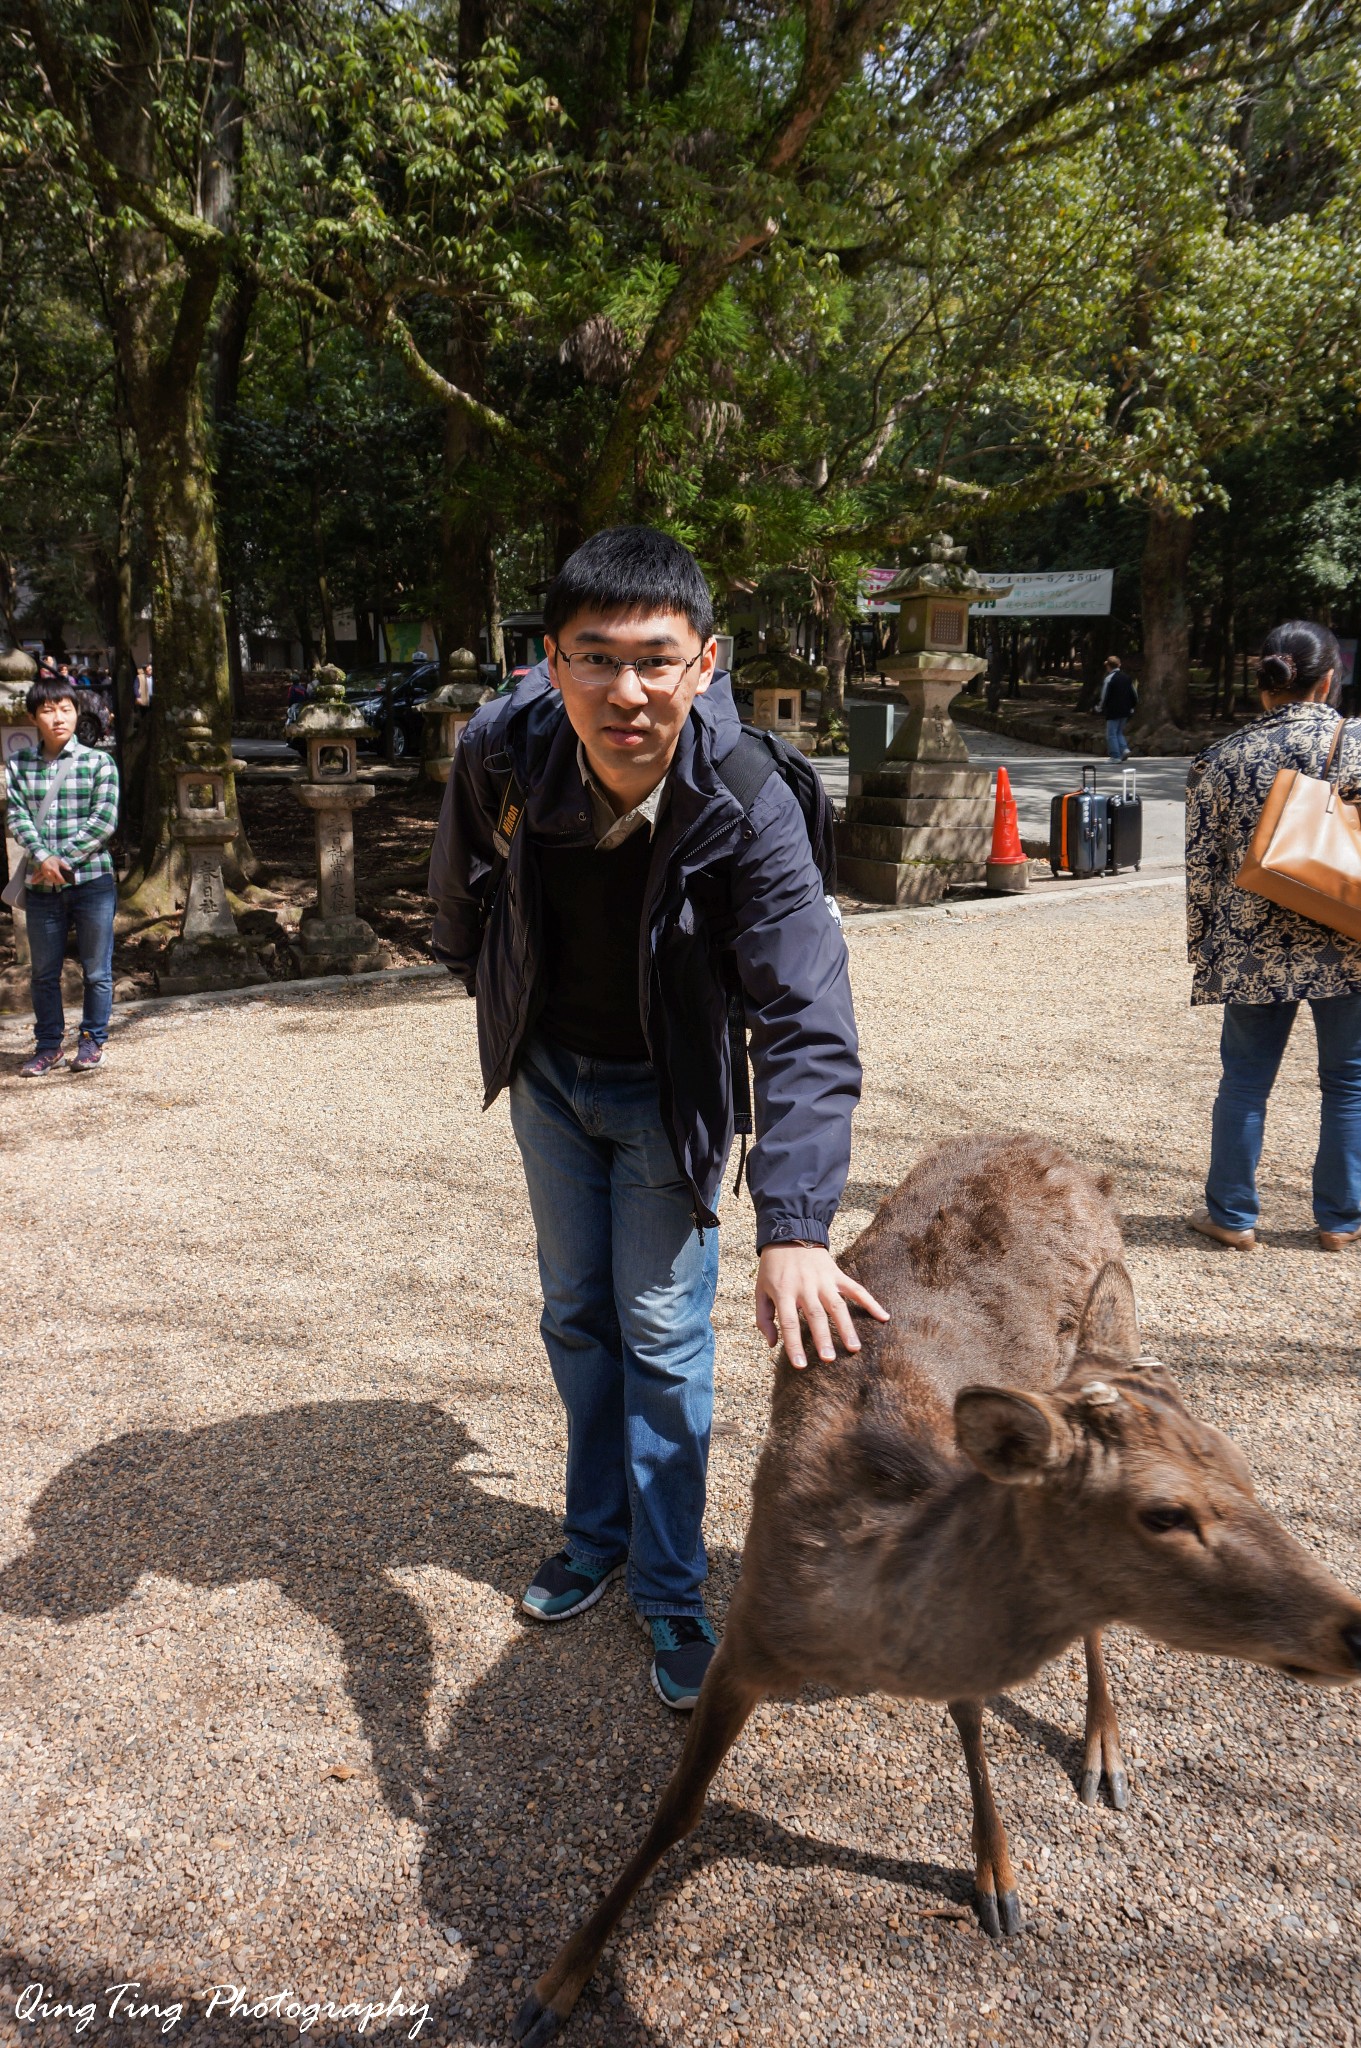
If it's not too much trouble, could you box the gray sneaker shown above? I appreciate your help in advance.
[521,1550,624,1623]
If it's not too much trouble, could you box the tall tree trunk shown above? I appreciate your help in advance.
[82,11,249,913]
[1137,503,1195,731]
[818,612,850,735]
[298,315,334,661]
[438,348,486,662]
[628,1,655,92]
[111,426,148,834]
[120,376,246,910]
[483,533,503,673]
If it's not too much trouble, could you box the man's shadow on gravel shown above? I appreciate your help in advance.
[0,1398,978,2041]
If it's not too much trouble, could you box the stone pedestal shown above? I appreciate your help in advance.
[292,781,383,976]
[837,754,994,904]
[157,756,269,994]
[834,537,1008,904]
[0,680,38,1011]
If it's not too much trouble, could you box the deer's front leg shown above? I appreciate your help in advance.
[948,1698,1022,1938]
[512,1645,764,2046]
[1080,1630,1129,1810]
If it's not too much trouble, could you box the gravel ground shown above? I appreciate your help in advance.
[0,887,1358,2048]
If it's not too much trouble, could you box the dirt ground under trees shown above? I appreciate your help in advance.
[1,886,1357,2048]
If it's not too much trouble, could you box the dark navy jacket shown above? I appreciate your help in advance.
[428,663,861,1247]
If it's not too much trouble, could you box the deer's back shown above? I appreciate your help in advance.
[736,1133,1123,1683]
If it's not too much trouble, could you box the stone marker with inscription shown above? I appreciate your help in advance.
[0,655,41,1012]
[157,720,269,995]
[289,670,384,976]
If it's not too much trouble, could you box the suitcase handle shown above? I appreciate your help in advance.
[1122,767,1137,799]
[1082,764,1098,790]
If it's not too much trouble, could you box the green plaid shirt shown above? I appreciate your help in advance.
[5,740,119,887]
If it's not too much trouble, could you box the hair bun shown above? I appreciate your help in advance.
[1260,652,1297,690]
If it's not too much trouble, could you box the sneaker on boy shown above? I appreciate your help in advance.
[20,1047,65,1077]
[431,527,888,1706]
[522,1550,624,1622]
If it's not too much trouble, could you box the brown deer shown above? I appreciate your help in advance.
[512,1132,1361,2046]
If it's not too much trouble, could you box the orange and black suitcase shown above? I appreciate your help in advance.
[1049,765,1110,876]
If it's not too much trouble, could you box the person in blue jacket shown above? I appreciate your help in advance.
[429,526,886,1709]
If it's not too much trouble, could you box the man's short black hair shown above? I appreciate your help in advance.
[543,526,714,643]
[26,676,80,714]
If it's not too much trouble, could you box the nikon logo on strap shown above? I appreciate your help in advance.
[493,772,525,859]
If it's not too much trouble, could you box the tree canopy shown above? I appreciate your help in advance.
[4,0,1361,867]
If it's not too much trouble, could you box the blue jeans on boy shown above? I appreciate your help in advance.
[1106,717,1131,760]
[508,1033,720,1618]
[1206,996,1361,1235]
[25,873,117,1053]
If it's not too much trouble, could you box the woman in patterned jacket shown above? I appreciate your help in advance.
[1185,620,1361,1251]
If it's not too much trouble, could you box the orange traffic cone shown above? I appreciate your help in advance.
[985,766,1028,893]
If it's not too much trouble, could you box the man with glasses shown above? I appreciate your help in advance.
[430,526,885,1708]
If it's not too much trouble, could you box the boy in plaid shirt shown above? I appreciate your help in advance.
[7,676,120,1074]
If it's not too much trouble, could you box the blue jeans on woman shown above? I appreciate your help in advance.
[1206,996,1361,1235]
[1106,717,1131,761]
[508,1033,720,1618]
[25,873,117,1053]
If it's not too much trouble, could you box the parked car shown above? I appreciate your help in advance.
[74,684,115,748]
[283,661,440,762]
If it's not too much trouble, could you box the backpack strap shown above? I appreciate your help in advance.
[714,730,779,813]
[479,749,524,932]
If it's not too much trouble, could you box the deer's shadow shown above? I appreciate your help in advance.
[0,1398,974,2040]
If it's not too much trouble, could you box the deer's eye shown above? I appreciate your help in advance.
[1140,1504,1199,1535]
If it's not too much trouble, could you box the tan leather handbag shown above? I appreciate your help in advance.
[1236,719,1361,941]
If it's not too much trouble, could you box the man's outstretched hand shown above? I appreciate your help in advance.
[755,1243,889,1370]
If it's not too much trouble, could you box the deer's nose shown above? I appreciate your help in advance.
[1343,1621,1361,1672]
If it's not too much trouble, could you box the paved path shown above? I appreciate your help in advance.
[815,729,1190,869]
[2,887,1356,2048]
[238,730,1190,868]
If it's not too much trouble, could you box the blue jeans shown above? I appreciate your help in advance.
[508,1034,720,1616]
[1206,997,1361,1235]
[25,874,117,1052]
[1106,717,1131,760]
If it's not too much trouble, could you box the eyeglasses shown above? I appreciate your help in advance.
[555,648,704,692]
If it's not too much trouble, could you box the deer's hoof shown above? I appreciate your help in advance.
[511,1993,562,2045]
[1079,1765,1130,1811]
[974,1887,1023,1939]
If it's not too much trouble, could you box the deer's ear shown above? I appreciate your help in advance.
[1076,1261,1140,1361]
[954,1387,1071,1484]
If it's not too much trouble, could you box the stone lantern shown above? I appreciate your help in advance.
[157,717,269,994]
[418,648,493,786]
[0,653,39,1012]
[737,629,818,749]
[289,668,384,976]
[836,537,1012,904]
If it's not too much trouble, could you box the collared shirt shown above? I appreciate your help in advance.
[5,739,119,887]
[575,739,669,849]
[1185,703,1361,1004]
